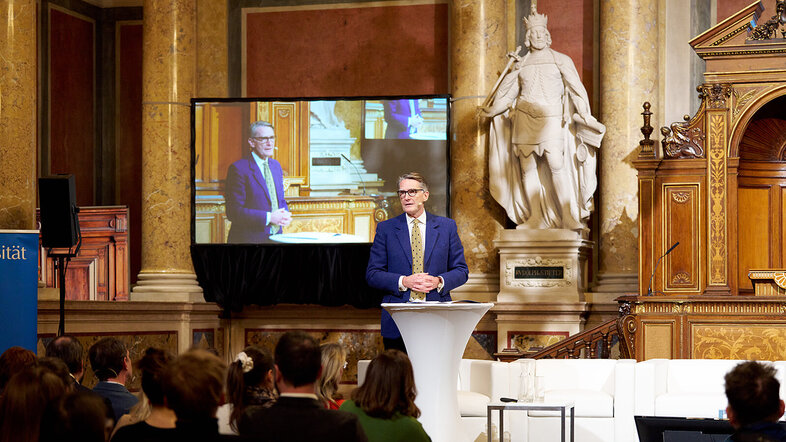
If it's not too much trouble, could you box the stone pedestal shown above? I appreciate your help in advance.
[495,229,593,304]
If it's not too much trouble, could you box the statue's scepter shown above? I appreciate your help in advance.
[480,46,522,110]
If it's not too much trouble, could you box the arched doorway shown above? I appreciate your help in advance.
[736,94,786,293]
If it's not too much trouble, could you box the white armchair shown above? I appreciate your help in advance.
[513,358,636,442]
[457,359,511,441]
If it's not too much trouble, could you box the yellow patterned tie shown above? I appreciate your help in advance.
[410,218,425,301]
[263,160,279,234]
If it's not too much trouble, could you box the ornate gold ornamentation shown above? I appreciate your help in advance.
[732,88,758,120]
[672,192,691,203]
[692,324,786,360]
[287,218,343,233]
[711,22,755,45]
[708,114,727,285]
[277,108,291,118]
[701,49,786,58]
[748,0,786,40]
[672,272,691,284]
[698,84,733,109]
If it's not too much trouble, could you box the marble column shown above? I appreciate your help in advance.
[593,0,660,298]
[448,0,509,302]
[196,0,228,97]
[0,0,37,230]
[131,0,202,302]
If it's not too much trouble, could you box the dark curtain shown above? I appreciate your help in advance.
[191,244,386,312]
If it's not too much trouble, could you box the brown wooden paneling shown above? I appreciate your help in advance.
[49,7,95,206]
[664,185,701,292]
[38,206,129,301]
[115,21,143,285]
[737,186,770,291]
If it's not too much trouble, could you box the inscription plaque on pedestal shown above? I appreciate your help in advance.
[514,266,564,279]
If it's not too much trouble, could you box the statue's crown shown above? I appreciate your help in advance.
[523,5,547,30]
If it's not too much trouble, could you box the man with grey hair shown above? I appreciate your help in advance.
[366,172,468,352]
[225,121,291,243]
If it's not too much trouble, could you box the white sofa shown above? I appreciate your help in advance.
[634,359,786,420]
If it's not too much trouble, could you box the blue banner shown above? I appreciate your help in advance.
[0,230,39,354]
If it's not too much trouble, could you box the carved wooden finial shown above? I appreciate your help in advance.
[639,102,656,159]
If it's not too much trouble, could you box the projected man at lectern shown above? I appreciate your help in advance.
[366,172,469,352]
[225,121,292,243]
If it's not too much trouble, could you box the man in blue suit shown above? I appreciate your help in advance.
[225,121,291,243]
[366,172,469,352]
[383,99,423,139]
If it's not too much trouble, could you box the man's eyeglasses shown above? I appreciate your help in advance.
[250,136,275,143]
[397,188,425,198]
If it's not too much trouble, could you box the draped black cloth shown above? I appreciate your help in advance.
[191,244,386,312]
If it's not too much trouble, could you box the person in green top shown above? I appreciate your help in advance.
[340,350,430,442]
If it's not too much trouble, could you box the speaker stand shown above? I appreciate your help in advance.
[50,239,80,336]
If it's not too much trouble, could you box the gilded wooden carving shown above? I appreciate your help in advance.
[661,116,705,158]
[748,0,786,40]
[708,113,728,285]
[693,324,786,360]
[699,84,733,109]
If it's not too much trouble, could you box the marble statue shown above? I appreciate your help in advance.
[480,5,605,231]
[310,101,344,129]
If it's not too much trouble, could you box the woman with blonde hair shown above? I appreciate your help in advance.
[315,342,347,409]
[340,350,430,441]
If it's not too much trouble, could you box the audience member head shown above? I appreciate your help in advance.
[138,347,175,407]
[227,345,276,431]
[316,342,347,408]
[725,360,785,428]
[352,349,420,419]
[0,365,67,442]
[274,331,321,390]
[0,346,36,393]
[36,357,74,391]
[45,335,84,378]
[162,349,226,421]
[40,391,112,442]
[88,337,131,383]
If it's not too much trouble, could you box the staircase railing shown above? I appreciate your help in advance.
[528,314,637,359]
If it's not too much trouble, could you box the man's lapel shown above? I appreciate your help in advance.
[395,214,413,267]
[423,213,439,268]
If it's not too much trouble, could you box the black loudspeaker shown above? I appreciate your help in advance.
[39,175,80,248]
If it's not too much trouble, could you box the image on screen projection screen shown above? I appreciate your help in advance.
[191,96,450,245]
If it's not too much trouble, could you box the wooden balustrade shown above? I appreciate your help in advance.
[528,315,637,359]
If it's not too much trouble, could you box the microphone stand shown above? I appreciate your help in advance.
[647,242,679,296]
[340,153,367,196]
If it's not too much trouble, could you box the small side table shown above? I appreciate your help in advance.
[487,400,575,442]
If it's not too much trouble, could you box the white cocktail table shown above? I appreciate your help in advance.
[382,301,493,442]
[487,400,575,442]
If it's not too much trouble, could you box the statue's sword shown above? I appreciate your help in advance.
[481,46,522,109]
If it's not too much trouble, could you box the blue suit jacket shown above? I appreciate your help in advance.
[225,157,289,243]
[384,99,421,139]
[366,212,469,338]
[92,381,138,421]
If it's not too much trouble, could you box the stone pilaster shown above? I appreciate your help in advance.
[448,0,509,285]
[131,0,202,302]
[0,0,37,230]
[594,0,660,297]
